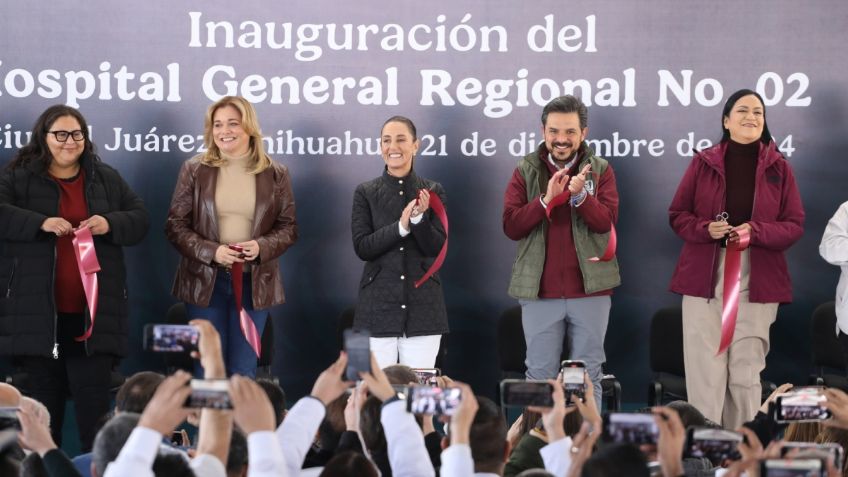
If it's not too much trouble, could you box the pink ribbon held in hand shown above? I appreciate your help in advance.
[230,254,262,358]
[415,191,448,289]
[72,227,101,342]
[588,225,617,262]
[717,226,751,355]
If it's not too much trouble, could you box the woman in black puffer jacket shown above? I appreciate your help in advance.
[0,105,149,451]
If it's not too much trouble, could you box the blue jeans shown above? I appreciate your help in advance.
[185,271,268,378]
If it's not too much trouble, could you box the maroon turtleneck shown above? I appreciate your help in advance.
[723,139,759,225]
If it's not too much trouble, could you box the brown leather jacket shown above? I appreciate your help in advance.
[165,157,297,309]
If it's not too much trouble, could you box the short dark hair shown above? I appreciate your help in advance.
[381,116,418,141]
[541,95,588,129]
[581,442,648,477]
[317,395,348,454]
[720,89,772,144]
[93,413,141,477]
[226,429,248,477]
[359,396,386,454]
[20,452,48,477]
[383,365,418,385]
[320,451,379,477]
[151,453,194,477]
[666,401,706,429]
[469,397,508,474]
[256,378,286,427]
[516,470,555,477]
[116,372,165,413]
[6,104,97,172]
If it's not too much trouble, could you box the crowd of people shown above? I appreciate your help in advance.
[4,323,848,476]
[1,76,847,476]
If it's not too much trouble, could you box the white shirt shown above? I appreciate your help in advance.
[380,399,436,477]
[275,396,327,477]
[820,201,848,334]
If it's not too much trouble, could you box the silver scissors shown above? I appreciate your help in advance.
[716,211,729,223]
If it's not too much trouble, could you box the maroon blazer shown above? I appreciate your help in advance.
[165,157,297,309]
[668,140,804,303]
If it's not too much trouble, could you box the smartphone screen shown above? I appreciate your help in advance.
[184,379,232,409]
[774,392,831,423]
[406,385,462,416]
[344,329,371,381]
[781,442,843,471]
[685,427,742,463]
[171,430,186,447]
[602,413,659,447]
[412,368,441,385]
[760,458,823,477]
[0,407,20,431]
[560,360,585,404]
[500,380,554,408]
[144,324,199,353]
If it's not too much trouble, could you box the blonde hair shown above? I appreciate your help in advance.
[201,96,271,174]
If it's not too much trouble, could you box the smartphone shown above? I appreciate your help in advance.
[344,329,371,381]
[602,413,659,446]
[781,442,843,471]
[560,360,586,405]
[684,427,742,463]
[406,384,462,416]
[228,244,246,259]
[773,390,831,423]
[412,368,441,385]
[143,324,199,353]
[760,458,823,477]
[184,379,232,409]
[500,380,554,408]
[171,430,187,447]
[0,407,20,431]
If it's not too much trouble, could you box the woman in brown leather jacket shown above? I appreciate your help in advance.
[165,96,297,377]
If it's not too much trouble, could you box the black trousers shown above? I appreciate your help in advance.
[16,313,113,452]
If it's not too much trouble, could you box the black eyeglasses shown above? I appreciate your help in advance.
[48,130,85,142]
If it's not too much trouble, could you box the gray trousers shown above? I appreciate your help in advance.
[520,296,611,410]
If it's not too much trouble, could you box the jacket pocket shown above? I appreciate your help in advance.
[360,264,382,289]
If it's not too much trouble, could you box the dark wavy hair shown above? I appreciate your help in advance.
[5,105,97,172]
[720,89,772,144]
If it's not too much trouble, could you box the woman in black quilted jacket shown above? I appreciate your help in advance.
[350,116,448,368]
[0,105,149,451]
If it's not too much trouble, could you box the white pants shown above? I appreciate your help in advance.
[370,334,441,369]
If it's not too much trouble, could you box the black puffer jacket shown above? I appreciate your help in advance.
[0,153,149,358]
[351,169,448,337]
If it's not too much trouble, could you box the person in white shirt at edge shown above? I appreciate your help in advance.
[820,201,848,351]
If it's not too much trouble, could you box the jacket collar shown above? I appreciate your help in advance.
[698,140,783,173]
[27,151,96,179]
[381,166,419,188]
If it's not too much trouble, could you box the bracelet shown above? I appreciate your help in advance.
[570,189,587,207]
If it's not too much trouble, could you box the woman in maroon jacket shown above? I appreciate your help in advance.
[668,89,804,430]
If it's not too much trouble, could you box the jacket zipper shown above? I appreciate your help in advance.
[5,258,16,297]
[51,245,59,359]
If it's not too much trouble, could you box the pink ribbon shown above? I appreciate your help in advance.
[415,192,448,289]
[230,260,262,358]
[72,227,101,342]
[588,225,617,262]
[717,226,751,355]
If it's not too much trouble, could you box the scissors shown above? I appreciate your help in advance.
[715,211,729,223]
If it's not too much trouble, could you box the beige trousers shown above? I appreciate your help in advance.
[682,249,778,430]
